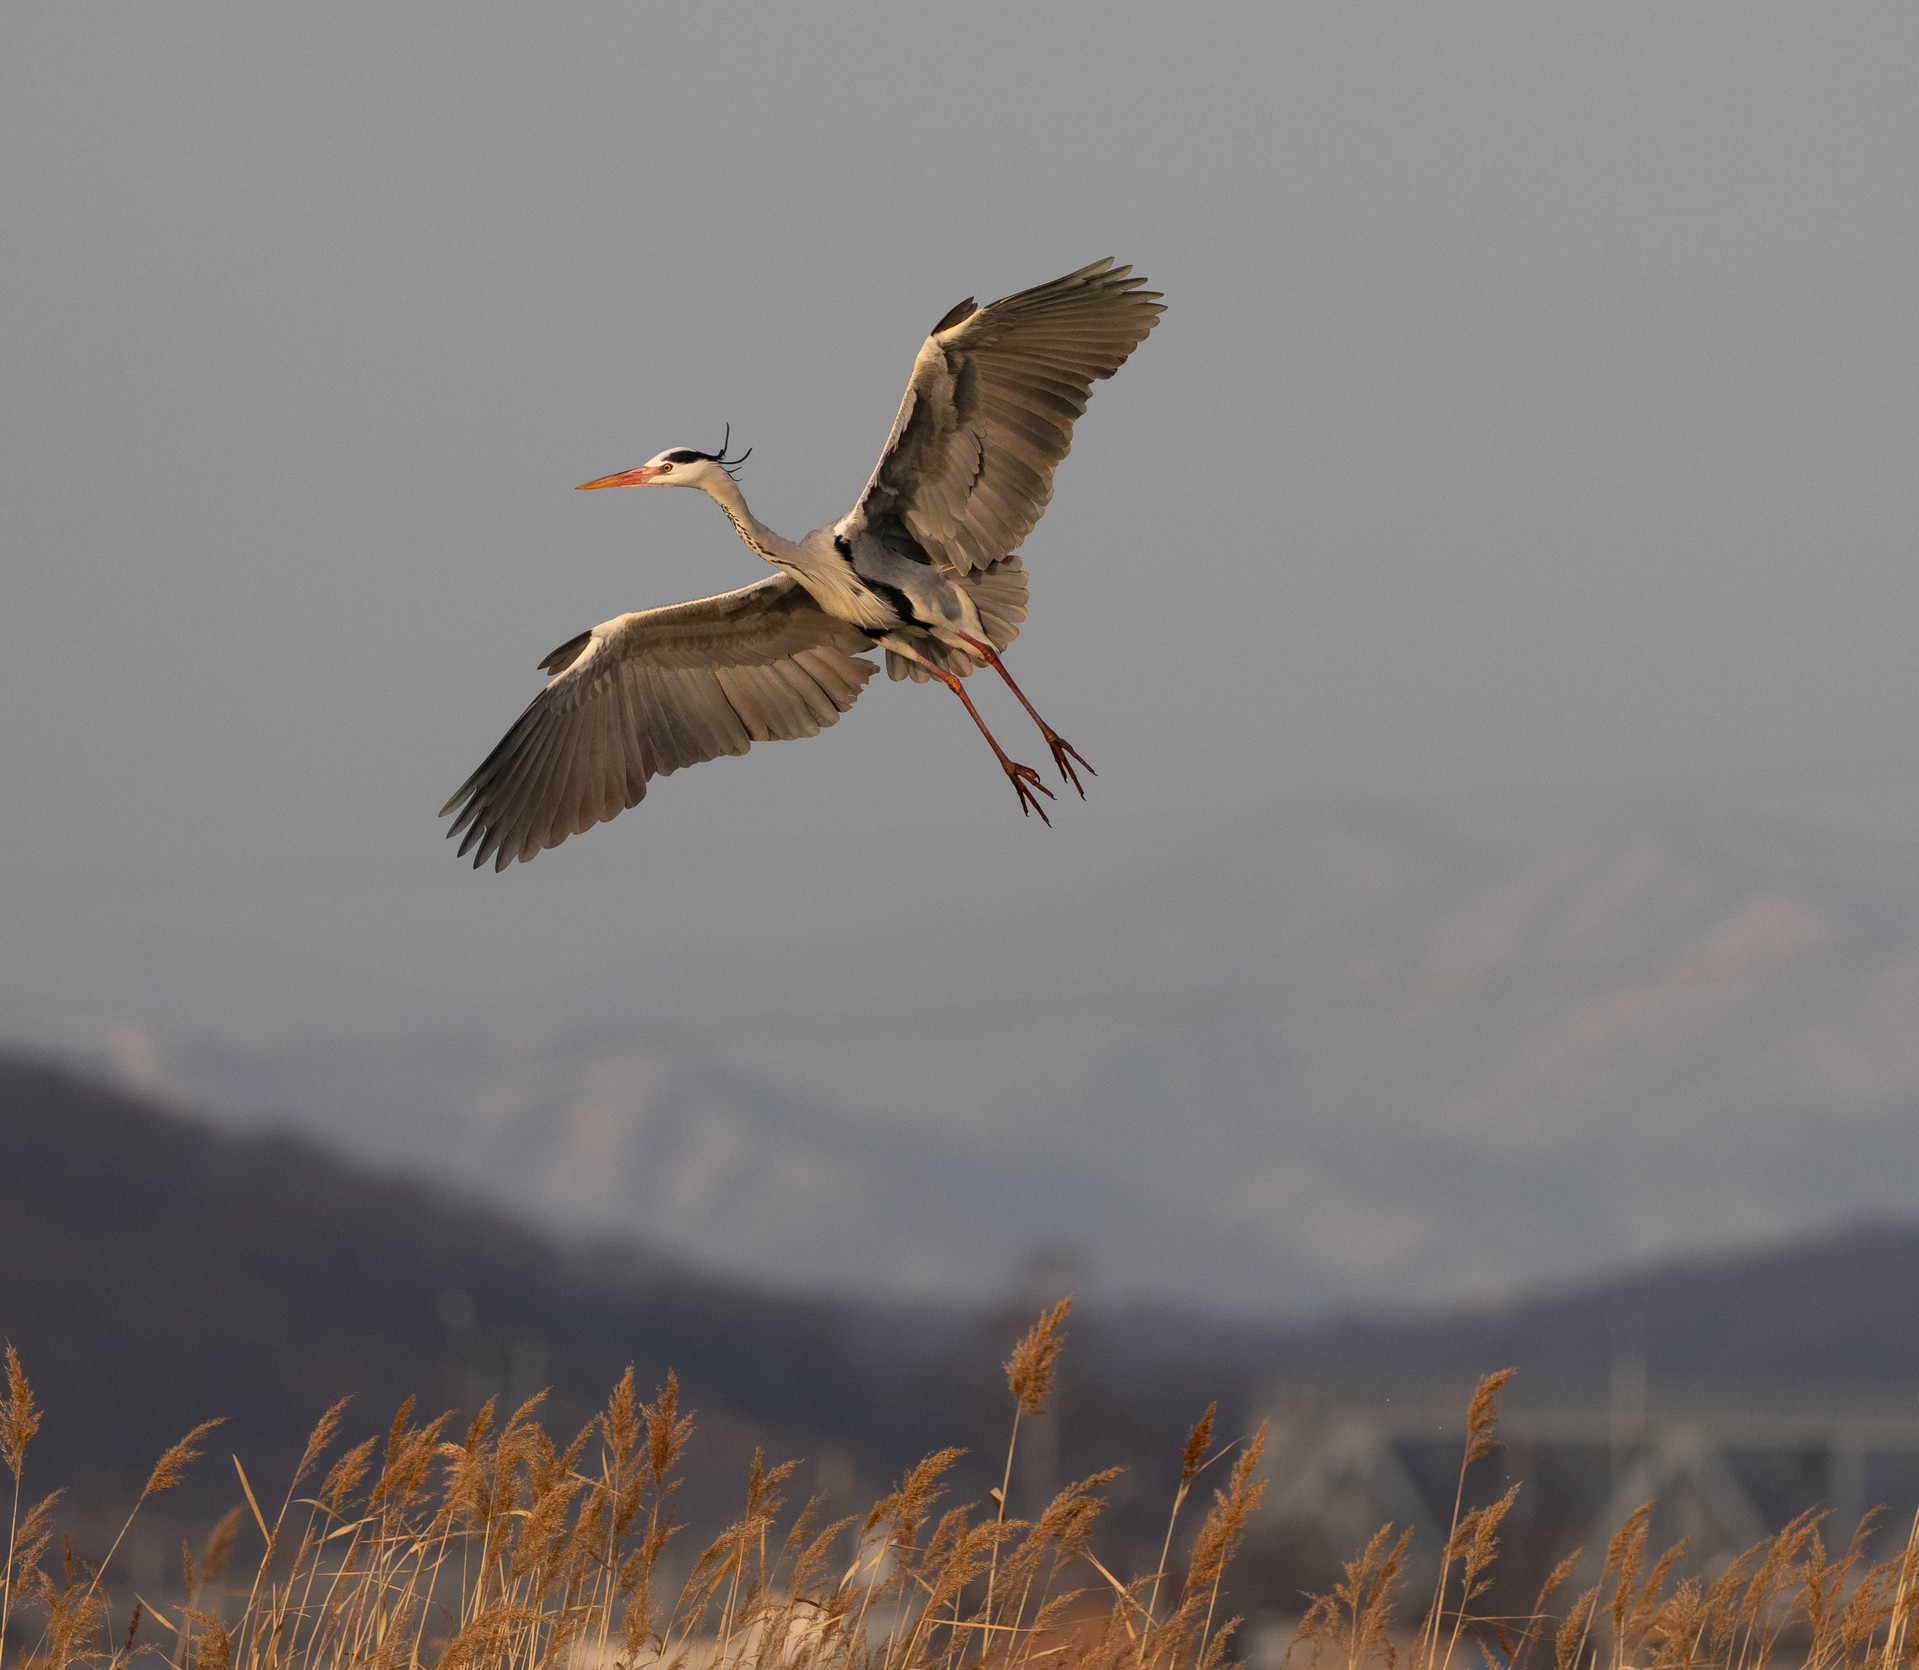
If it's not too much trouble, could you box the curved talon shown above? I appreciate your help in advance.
[1006,760,1055,824]
[1046,735,1094,798]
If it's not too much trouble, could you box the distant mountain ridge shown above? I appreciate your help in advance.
[1220,1217,1919,1391]
[7,1046,1919,1462]
[123,805,1919,1314]
[0,1052,923,1548]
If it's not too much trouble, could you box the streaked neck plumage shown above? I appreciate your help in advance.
[697,470,791,567]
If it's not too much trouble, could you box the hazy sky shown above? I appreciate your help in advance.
[6,7,1919,1293]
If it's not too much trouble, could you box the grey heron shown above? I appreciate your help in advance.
[442,258,1163,868]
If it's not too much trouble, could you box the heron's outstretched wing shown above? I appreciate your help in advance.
[441,575,875,869]
[840,258,1163,577]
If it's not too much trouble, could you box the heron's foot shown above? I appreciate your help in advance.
[1003,757,1056,824]
[1042,731,1094,798]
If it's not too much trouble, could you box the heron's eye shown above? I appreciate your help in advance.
[657,461,674,474]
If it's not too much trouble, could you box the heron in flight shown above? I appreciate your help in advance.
[442,258,1163,868]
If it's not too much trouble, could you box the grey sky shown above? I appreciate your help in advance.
[5,7,1919,1308]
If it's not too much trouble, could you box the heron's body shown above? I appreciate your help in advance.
[705,480,1010,668]
[443,259,1163,868]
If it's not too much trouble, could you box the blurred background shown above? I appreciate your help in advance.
[6,1,1919,1639]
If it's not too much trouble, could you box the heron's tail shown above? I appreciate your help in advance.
[883,556,1029,682]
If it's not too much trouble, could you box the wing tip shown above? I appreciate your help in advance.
[933,296,978,334]
[538,628,594,675]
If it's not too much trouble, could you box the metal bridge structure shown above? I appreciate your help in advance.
[1258,1373,1919,1589]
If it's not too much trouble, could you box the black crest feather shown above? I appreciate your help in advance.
[665,423,753,478]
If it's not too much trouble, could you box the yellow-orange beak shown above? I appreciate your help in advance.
[577,464,663,490]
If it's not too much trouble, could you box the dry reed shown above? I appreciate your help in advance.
[1290,1370,1919,1670]
[0,1315,1261,1670]
[11,1334,1917,1670]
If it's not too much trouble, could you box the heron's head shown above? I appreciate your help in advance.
[577,429,751,492]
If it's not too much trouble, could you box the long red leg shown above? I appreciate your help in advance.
[921,660,1055,823]
[957,634,1094,797]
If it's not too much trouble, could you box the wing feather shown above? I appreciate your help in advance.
[441,574,875,869]
[511,726,572,862]
[714,666,772,739]
[791,644,870,707]
[841,258,1162,576]
[624,664,666,781]
[588,696,626,826]
[673,665,753,763]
